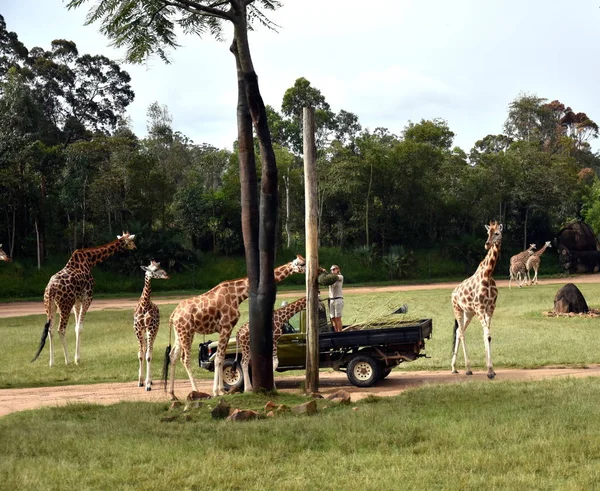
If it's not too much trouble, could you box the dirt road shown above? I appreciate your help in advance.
[1,274,596,319]
[1,274,598,418]
[3,365,600,418]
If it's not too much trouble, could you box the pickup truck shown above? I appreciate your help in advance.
[199,302,432,390]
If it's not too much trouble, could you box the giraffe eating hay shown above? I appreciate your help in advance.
[508,243,536,289]
[32,233,137,366]
[237,296,307,392]
[451,221,502,379]
[134,260,169,391]
[164,255,306,399]
[526,240,552,285]
[0,244,10,262]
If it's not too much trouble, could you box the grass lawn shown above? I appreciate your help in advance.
[1,282,599,389]
[1,378,600,490]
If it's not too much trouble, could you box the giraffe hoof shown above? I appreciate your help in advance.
[451,370,459,374]
[138,382,144,388]
[465,370,473,376]
[145,386,152,392]
[487,372,496,379]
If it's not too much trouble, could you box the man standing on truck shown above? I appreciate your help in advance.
[328,264,344,332]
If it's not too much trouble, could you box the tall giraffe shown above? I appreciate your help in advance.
[134,260,169,391]
[164,255,306,399]
[237,296,307,393]
[451,221,502,379]
[0,244,10,262]
[508,243,536,289]
[526,240,552,285]
[32,233,137,366]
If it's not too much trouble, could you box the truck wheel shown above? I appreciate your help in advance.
[380,367,392,380]
[222,359,244,391]
[347,355,381,387]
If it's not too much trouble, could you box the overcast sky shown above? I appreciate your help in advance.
[4,0,600,152]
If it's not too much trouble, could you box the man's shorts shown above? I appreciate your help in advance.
[329,299,344,318]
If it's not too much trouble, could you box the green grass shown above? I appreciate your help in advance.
[1,378,600,490]
[2,282,600,389]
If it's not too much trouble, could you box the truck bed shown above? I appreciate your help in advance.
[318,318,432,351]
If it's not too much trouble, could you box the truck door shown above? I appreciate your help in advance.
[276,310,306,368]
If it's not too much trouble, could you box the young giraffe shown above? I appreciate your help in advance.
[165,255,306,399]
[451,221,502,379]
[134,260,170,391]
[526,240,552,285]
[508,243,536,289]
[237,296,307,393]
[0,244,10,262]
[32,233,137,366]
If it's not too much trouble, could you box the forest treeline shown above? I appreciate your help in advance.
[2,14,600,290]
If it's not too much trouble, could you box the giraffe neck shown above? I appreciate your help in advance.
[276,297,307,323]
[139,275,153,307]
[67,239,123,269]
[273,263,295,283]
[534,244,549,257]
[476,243,501,280]
[223,262,297,305]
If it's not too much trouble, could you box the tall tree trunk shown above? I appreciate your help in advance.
[523,206,529,250]
[35,219,41,270]
[232,3,277,391]
[284,170,291,248]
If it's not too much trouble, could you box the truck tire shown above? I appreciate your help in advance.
[347,355,381,387]
[222,359,244,391]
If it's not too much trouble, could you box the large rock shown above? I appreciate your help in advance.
[554,283,589,314]
[556,221,599,252]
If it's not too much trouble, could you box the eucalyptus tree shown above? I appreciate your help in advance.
[67,0,283,390]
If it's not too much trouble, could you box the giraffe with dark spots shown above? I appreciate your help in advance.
[237,296,307,392]
[526,240,552,285]
[32,233,137,366]
[134,260,169,390]
[451,221,502,379]
[0,244,10,262]
[508,243,536,289]
[165,255,306,399]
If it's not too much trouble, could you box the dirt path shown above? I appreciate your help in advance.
[1,274,598,417]
[1,274,597,319]
[3,366,600,417]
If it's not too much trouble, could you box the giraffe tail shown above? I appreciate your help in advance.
[451,319,458,355]
[31,320,51,363]
[162,315,173,391]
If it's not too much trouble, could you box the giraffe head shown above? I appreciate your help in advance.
[117,232,137,250]
[141,260,169,280]
[544,240,552,249]
[484,221,503,250]
[290,254,306,274]
[527,243,537,255]
[0,244,10,262]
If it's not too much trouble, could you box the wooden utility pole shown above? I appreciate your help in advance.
[303,106,319,394]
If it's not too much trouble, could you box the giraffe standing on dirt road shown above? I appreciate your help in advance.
[508,243,536,289]
[134,260,169,391]
[32,233,137,366]
[165,255,306,399]
[451,221,503,379]
[526,240,552,285]
[237,296,307,392]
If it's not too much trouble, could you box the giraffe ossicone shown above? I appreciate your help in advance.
[32,233,137,366]
[164,254,306,399]
[134,260,169,390]
[451,221,502,379]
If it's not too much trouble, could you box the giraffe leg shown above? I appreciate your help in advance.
[458,312,474,375]
[480,314,495,379]
[56,306,73,365]
[213,351,225,396]
[168,337,181,401]
[180,339,200,396]
[134,322,145,387]
[145,328,158,391]
[533,267,538,285]
[73,298,92,365]
[46,307,57,368]
[241,333,252,393]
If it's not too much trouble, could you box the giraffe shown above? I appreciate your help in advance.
[32,233,137,366]
[237,296,307,393]
[451,221,502,379]
[508,243,536,289]
[164,254,306,399]
[0,244,10,262]
[134,260,170,391]
[526,240,552,285]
